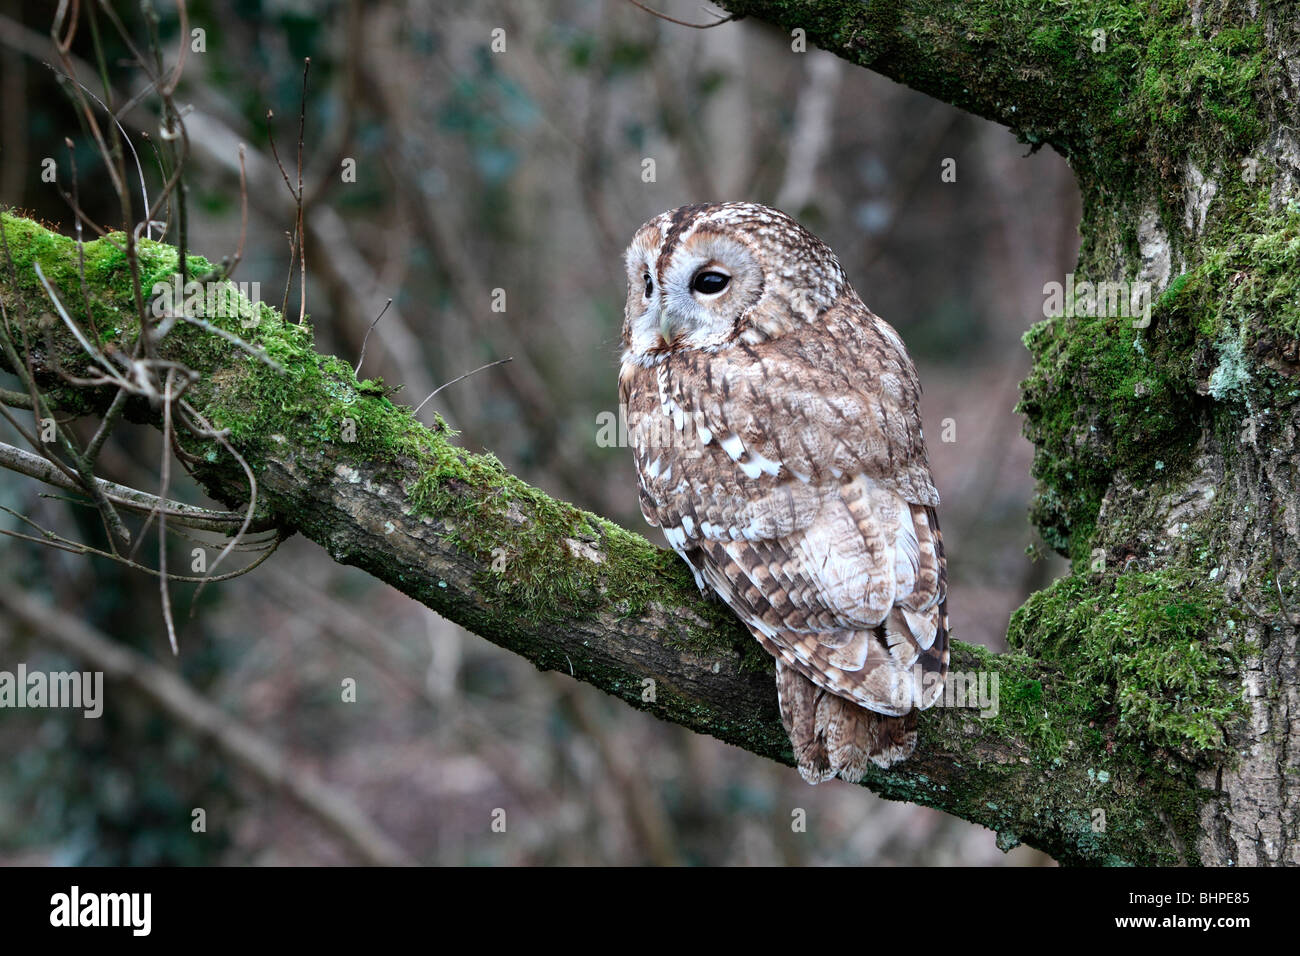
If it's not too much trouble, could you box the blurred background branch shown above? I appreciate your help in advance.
[0,586,413,866]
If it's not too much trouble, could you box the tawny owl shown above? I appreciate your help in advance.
[618,201,949,784]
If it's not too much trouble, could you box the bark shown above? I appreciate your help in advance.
[2,0,1298,865]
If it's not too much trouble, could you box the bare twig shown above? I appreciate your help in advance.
[0,440,276,533]
[624,0,737,29]
[30,262,132,546]
[51,67,153,236]
[266,57,311,325]
[231,144,249,278]
[159,368,178,653]
[176,398,261,588]
[412,357,513,415]
[294,58,309,324]
[173,313,285,372]
[354,298,392,377]
[0,503,280,584]
[0,386,35,409]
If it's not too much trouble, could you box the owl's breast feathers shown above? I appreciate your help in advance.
[620,301,949,728]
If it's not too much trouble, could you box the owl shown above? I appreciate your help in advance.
[618,201,949,784]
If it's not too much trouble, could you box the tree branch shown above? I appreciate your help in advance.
[712,0,1096,157]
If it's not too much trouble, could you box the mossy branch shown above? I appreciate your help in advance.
[0,211,1227,865]
[715,0,1275,195]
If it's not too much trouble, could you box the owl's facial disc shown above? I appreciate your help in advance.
[621,202,854,366]
[659,234,761,349]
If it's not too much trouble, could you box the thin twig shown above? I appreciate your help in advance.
[623,0,737,29]
[47,63,151,236]
[231,143,249,279]
[174,313,285,372]
[85,385,128,463]
[355,298,392,376]
[0,440,275,532]
[159,368,178,653]
[30,262,132,546]
[176,398,260,590]
[0,386,35,409]
[0,504,281,584]
[295,57,309,325]
[412,358,513,415]
[62,134,107,353]
[266,57,312,326]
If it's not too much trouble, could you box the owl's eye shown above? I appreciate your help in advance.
[643,272,654,298]
[692,270,730,295]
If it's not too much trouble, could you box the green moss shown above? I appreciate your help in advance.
[856,628,1209,864]
[0,209,450,464]
[1134,21,1264,156]
[1055,3,1266,201]
[1017,296,1201,564]
[1018,187,1300,563]
[1007,570,1241,757]
[407,452,771,670]
[1177,196,1300,344]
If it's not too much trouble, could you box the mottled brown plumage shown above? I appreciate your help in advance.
[619,202,948,783]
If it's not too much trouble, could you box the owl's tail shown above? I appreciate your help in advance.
[775,659,917,784]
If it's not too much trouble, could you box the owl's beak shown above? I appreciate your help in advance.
[658,307,675,344]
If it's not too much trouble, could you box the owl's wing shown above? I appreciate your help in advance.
[681,304,940,507]
[694,484,948,716]
[621,307,937,535]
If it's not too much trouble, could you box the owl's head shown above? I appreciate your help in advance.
[621,202,850,364]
